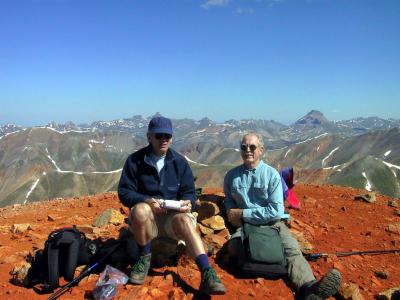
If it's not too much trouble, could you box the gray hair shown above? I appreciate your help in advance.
[241,132,264,148]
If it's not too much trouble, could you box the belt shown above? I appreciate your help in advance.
[265,218,287,226]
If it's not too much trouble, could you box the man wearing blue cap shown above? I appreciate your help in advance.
[118,116,225,295]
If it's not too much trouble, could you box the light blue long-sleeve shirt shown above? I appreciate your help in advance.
[224,160,287,225]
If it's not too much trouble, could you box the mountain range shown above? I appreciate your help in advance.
[1,110,399,207]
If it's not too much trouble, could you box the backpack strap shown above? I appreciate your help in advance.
[62,233,80,281]
[46,228,84,289]
[47,242,60,290]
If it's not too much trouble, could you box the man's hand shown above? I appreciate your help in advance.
[145,198,167,215]
[227,208,243,227]
[179,200,192,213]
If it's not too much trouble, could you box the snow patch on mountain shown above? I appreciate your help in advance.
[25,178,40,204]
[323,164,341,170]
[46,148,62,172]
[382,160,400,170]
[384,150,391,157]
[184,155,208,166]
[362,172,372,191]
[45,148,120,175]
[89,139,105,144]
[93,169,122,174]
[0,130,21,140]
[382,160,400,178]
[223,147,240,152]
[34,127,91,134]
[322,147,340,167]
[192,129,207,134]
[295,133,328,145]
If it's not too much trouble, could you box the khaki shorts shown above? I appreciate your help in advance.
[130,205,197,241]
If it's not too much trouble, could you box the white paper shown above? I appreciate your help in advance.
[159,199,181,210]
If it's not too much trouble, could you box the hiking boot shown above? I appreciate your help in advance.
[129,253,151,285]
[200,266,226,295]
[301,269,341,300]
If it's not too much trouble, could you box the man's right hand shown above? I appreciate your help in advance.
[145,198,167,215]
[227,208,243,227]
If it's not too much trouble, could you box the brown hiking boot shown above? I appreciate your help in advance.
[129,253,151,285]
[301,269,341,300]
[200,266,226,295]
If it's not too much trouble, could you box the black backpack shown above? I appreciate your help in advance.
[26,227,139,292]
[27,227,97,290]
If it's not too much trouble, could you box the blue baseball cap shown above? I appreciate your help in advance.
[147,116,173,135]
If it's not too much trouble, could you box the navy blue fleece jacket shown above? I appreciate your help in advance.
[118,145,196,208]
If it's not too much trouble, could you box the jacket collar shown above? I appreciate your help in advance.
[242,160,264,173]
[144,144,175,162]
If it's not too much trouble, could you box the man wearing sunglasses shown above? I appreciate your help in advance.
[224,133,341,300]
[118,116,225,295]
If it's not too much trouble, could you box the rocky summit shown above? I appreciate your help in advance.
[0,184,399,299]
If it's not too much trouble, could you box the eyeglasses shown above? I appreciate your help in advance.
[155,133,172,140]
[240,144,257,152]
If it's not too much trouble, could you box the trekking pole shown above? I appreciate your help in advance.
[305,249,400,261]
[47,243,120,300]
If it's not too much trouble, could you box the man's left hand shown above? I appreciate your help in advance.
[179,200,192,213]
[227,208,243,227]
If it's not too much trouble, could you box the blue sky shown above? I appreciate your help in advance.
[1,0,399,126]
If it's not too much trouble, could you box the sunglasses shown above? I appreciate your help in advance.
[240,144,257,152]
[155,133,172,140]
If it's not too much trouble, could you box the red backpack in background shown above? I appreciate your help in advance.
[280,167,300,209]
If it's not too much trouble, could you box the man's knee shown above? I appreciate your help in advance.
[282,236,304,258]
[172,214,195,236]
[130,202,153,224]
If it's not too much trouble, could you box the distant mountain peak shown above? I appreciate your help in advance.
[131,115,145,120]
[199,117,212,122]
[198,117,213,129]
[152,112,163,118]
[295,110,329,126]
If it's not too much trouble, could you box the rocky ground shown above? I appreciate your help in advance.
[0,184,399,300]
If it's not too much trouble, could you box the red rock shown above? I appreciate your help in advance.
[204,234,226,248]
[47,215,57,221]
[338,282,364,300]
[386,223,400,235]
[149,288,164,298]
[200,215,226,231]
[370,276,383,287]
[150,276,164,287]
[165,273,174,285]
[125,286,149,298]
[197,223,214,235]
[215,228,230,239]
[11,223,31,234]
